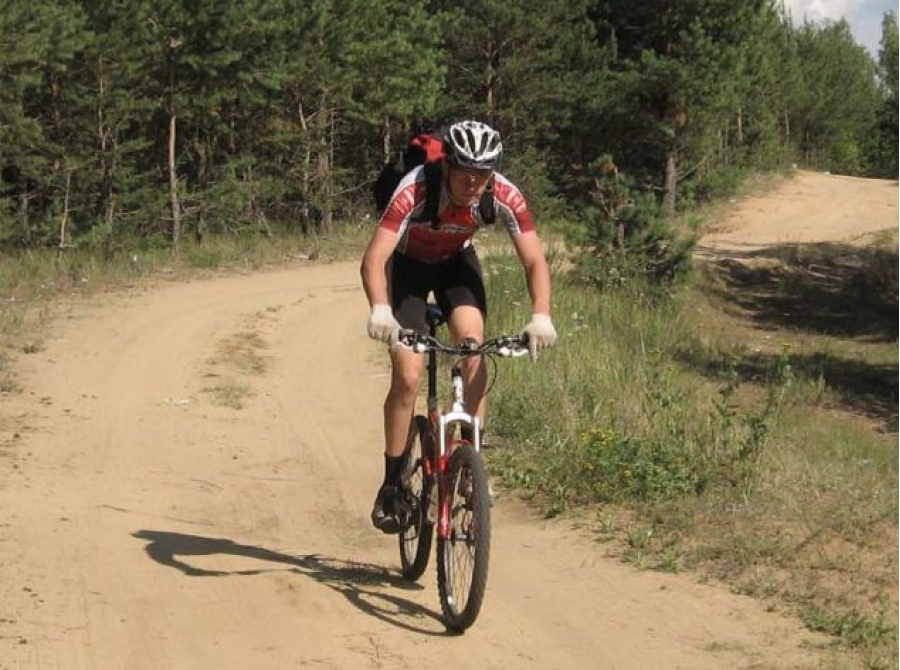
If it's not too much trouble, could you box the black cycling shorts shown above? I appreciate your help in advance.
[388,246,487,333]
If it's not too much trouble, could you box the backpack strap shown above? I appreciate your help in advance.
[409,161,444,229]
[478,175,496,225]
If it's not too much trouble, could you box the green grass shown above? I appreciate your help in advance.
[0,225,370,302]
[481,245,898,668]
[212,330,269,375]
[0,353,19,393]
[202,380,253,410]
[485,256,790,508]
[199,325,272,410]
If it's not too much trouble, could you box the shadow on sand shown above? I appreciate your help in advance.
[691,241,898,431]
[132,529,449,636]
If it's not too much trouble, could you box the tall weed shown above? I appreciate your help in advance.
[485,256,790,511]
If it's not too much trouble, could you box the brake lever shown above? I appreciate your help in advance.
[395,329,418,351]
[498,344,530,358]
[496,335,530,358]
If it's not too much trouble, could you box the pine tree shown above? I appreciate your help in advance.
[870,11,898,177]
[0,0,51,246]
[0,1,92,248]
[587,0,770,214]
[339,0,445,160]
[79,1,161,245]
[792,19,880,173]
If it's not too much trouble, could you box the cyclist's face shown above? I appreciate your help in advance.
[447,165,492,206]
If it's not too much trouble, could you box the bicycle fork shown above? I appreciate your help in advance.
[430,364,481,539]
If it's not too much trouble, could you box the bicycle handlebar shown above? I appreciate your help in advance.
[397,330,530,358]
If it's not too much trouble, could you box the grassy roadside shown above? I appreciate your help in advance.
[480,226,898,670]
[1,206,896,668]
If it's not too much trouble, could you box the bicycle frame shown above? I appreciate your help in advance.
[420,316,481,540]
[396,309,527,631]
[428,362,481,538]
[407,307,527,540]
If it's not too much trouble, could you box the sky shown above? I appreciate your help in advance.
[782,0,897,56]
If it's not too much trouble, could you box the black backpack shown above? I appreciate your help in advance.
[372,132,496,228]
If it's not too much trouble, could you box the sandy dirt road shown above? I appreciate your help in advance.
[0,171,895,669]
[696,170,897,256]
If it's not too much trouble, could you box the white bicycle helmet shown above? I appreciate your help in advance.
[445,120,503,170]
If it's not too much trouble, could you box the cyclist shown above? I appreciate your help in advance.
[360,119,557,533]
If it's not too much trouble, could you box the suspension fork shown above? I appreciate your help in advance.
[436,365,484,538]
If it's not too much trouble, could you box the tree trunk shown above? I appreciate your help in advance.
[315,105,333,234]
[663,152,677,217]
[783,112,791,151]
[484,38,498,118]
[169,112,181,251]
[97,54,115,228]
[165,36,181,252]
[301,146,311,235]
[720,124,728,166]
[20,192,30,244]
[485,59,495,116]
[382,115,391,160]
[293,88,313,235]
[316,146,330,234]
[59,169,73,249]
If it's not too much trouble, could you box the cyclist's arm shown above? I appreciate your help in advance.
[510,230,552,315]
[360,226,400,307]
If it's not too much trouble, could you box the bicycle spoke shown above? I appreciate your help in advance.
[437,445,491,633]
[398,416,434,581]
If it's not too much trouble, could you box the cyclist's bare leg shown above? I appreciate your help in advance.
[384,345,425,457]
[372,346,425,533]
[447,305,487,424]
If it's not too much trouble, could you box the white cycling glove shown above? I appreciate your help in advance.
[367,304,401,345]
[522,314,558,362]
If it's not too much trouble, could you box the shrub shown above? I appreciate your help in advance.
[567,160,696,286]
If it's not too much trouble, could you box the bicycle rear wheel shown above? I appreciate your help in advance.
[398,416,434,581]
[437,443,491,633]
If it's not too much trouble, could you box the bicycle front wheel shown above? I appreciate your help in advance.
[398,415,434,581]
[437,443,491,633]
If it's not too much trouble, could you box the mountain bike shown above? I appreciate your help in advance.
[394,304,528,633]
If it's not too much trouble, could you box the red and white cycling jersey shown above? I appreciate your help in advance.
[378,165,536,263]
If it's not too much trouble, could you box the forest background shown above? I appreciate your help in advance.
[0,0,897,254]
[1,3,898,666]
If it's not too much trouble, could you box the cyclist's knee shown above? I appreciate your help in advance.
[389,364,422,397]
[448,305,484,344]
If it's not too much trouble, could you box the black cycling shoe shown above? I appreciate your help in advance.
[371,484,402,534]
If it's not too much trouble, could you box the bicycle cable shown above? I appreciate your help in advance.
[481,350,501,399]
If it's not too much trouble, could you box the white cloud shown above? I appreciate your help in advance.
[781,0,896,55]
[783,0,858,22]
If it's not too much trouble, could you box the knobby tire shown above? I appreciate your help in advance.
[436,443,491,633]
[398,415,434,580]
